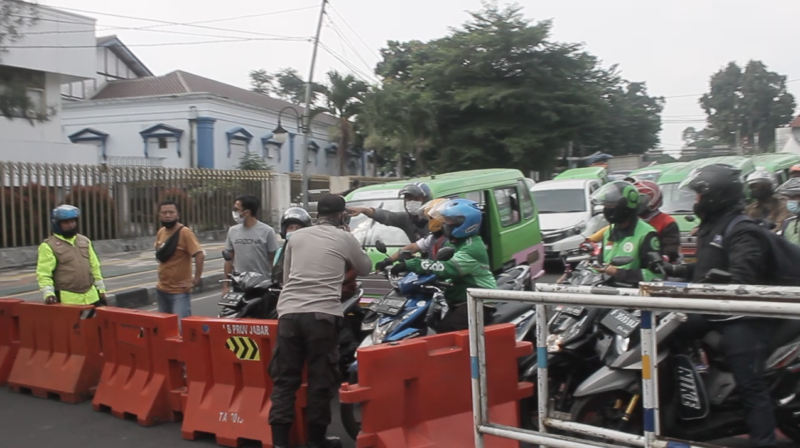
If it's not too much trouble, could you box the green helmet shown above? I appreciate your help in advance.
[590,180,640,209]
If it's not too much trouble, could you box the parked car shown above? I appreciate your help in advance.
[530,179,608,260]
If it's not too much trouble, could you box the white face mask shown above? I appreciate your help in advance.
[285,231,294,240]
[405,201,423,215]
[232,210,245,224]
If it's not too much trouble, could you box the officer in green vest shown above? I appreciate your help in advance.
[36,205,107,306]
[777,177,800,247]
[589,181,663,285]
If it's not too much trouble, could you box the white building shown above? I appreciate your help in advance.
[777,116,800,155]
[0,5,99,164]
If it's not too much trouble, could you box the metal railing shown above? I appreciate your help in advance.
[466,281,800,448]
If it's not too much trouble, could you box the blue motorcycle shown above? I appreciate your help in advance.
[340,244,537,439]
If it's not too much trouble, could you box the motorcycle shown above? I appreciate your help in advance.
[568,267,800,443]
[217,254,281,319]
[340,242,537,439]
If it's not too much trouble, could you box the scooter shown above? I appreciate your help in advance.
[217,249,280,319]
[568,267,800,443]
[340,242,537,439]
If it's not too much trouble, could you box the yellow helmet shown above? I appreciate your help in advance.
[419,198,448,233]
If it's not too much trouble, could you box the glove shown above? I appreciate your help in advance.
[96,293,108,307]
[44,294,59,305]
[649,260,687,278]
[375,258,393,272]
[390,261,408,277]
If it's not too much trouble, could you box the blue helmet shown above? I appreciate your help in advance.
[440,199,482,239]
[51,205,80,234]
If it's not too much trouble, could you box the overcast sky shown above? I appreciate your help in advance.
[42,0,800,152]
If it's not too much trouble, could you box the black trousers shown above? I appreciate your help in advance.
[268,313,342,429]
[434,303,494,334]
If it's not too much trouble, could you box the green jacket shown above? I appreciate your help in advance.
[405,235,497,305]
[36,234,106,305]
[600,218,662,285]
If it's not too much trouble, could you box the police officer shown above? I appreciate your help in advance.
[37,205,107,306]
[653,164,777,448]
[589,180,662,285]
[268,195,372,448]
[346,181,432,242]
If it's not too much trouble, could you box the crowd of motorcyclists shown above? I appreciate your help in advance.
[36,162,800,448]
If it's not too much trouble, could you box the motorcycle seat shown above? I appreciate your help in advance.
[488,302,533,325]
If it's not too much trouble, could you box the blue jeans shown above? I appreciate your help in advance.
[156,290,192,323]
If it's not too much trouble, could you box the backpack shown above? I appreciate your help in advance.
[722,215,800,286]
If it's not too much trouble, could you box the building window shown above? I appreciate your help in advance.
[158,137,168,149]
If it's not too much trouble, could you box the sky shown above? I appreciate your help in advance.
[39,0,800,152]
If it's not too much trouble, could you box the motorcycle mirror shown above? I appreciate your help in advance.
[222,250,233,261]
[435,246,456,261]
[609,256,635,267]
[592,204,604,216]
[375,240,387,254]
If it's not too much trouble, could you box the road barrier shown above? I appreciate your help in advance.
[7,302,103,403]
[179,317,308,448]
[92,307,185,426]
[466,282,800,448]
[0,299,22,386]
[340,324,533,448]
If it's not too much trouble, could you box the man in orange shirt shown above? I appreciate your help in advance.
[154,200,205,325]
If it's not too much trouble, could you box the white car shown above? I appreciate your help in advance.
[530,178,608,260]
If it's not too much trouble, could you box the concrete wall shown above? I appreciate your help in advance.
[62,47,143,101]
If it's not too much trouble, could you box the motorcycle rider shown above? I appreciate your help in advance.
[744,169,790,232]
[776,178,800,247]
[346,181,432,242]
[272,207,313,284]
[389,198,497,333]
[37,205,107,306]
[587,180,680,262]
[651,163,777,448]
[790,164,800,179]
[589,180,662,285]
[374,198,450,272]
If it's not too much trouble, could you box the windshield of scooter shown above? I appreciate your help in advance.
[398,272,438,295]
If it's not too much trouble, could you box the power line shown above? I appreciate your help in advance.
[326,3,380,59]
[318,41,378,84]
[7,37,308,49]
[324,16,375,81]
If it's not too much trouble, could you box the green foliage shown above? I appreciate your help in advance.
[0,2,48,123]
[699,60,796,152]
[319,70,369,176]
[681,126,719,149]
[0,0,39,56]
[237,151,273,171]
[249,67,326,106]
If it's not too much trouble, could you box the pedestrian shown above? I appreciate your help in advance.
[744,169,790,232]
[154,200,205,323]
[223,194,279,293]
[268,194,371,448]
[37,205,107,306]
[653,164,778,448]
[776,178,800,246]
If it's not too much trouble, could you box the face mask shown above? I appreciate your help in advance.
[751,188,771,201]
[232,211,245,224]
[788,200,800,215]
[60,227,78,239]
[285,231,294,240]
[603,207,630,225]
[161,220,178,229]
[405,201,423,215]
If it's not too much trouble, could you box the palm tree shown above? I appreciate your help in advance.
[321,70,369,176]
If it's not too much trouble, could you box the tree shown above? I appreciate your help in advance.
[237,151,272,171]
[248,67,325,105]
[1,1,43,122]
[248,69,273,95]
[320,70,369,176]
[681,126,718,149]
[699,60,796,152]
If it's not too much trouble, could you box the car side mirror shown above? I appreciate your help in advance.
[685,215,696,222]
[375,240,387,254]
[222,250,233,262]
[609,256,634,267]
[592,204,603,216]
[436,246,455,262]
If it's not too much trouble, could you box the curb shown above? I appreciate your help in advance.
[108,272,226,309]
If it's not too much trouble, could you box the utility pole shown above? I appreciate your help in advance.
[299,0,327,210]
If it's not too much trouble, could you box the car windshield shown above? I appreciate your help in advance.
[660,182,696,214]
[532,189,587,213]
[347,199,412,246]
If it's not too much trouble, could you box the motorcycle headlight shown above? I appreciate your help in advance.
[361,320,376,332]
[546,333,564,353]
[614,335,630,354]
[372,320,400,345]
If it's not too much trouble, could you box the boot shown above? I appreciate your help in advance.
[307,424,342,448]
[271,424,291,448]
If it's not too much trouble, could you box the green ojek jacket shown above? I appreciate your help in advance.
[600,218,663,285]
[405,235,497,305]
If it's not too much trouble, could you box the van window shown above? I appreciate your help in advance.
[463,191,486,207]
[494,187,521,227]
[516,179,534,219]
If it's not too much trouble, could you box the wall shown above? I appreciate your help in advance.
[61,47,143,101]
[0,5,96,82]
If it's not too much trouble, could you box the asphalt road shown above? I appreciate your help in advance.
[0,264,791,448]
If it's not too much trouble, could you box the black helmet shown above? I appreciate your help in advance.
[590,180,640,224]
[679,164,743,218]
[280,207,312,238]
[398,182,432,202]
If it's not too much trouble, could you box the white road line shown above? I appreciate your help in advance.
[141,289,221,311]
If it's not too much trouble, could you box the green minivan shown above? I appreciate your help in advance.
[629,162,688,183]
[751,152,800,185]
[553,166,609,183]
[345,169,545,296]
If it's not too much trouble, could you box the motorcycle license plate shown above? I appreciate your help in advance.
[373,297,407,316]
[600,309,640,338]
[560,305,585,317]
[218,292,245,307]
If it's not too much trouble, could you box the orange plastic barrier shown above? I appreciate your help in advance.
[7,302,103,403]
[92,307,186,426]
[180,317,308,448]
[340,324,533,448]
[0,299,22,386]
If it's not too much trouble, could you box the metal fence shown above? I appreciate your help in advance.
[465,282,800,448]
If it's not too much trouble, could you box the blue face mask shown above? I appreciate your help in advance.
[787,200,800,215]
